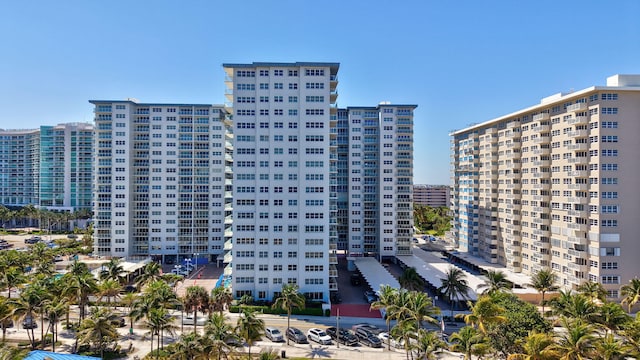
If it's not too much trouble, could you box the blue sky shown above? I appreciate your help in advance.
[1,0,638,184]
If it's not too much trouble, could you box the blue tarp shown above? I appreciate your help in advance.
[25,351,101,360]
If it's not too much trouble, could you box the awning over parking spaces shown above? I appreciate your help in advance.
[352,257,401,293]
[396,248,480,300]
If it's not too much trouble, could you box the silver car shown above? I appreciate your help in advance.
[265,327,284,342]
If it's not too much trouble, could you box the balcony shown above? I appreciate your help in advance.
[533,148,550,155]
[567,222,588,232]
[568,183,588,190]
[566,103,587,112]
[567,130,588,138]
[532,113,550,121]
[223,253,232,263]
[533,160,551,167]
[566,143,588,151]
[566,236,587,245]
[531,125,549,133]
[566,171,589,178]
[568,157,588,165]
[568,116,588,125]
[506,142,521,149]
[567,196,588,204]
[567,262,588,272]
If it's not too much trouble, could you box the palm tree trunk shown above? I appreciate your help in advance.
[53,322,57,352]
[287,311,291,345]
[40,315,45,349]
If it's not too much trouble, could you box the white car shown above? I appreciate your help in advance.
[182,315,206,326]
[307,328,332,345]
[378,332,400,348]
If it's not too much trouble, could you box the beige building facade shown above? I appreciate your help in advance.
[413,184,450,207]
[450,74,640,299]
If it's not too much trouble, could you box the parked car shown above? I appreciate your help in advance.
[286,327,308,344]
[114,316,126,327]
[265,327,284,342]
[351,323,384,335]
[124,285,138,293]
[182,315,206,326]
[355,328,382,348]
[307,328,332,345]
[378,332,403,348]
[22,315,37,329]
[330,292,342,304]
[363,290,378,304]
[326,326,358,346]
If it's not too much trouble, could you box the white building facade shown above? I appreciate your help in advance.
[222,62,339,301]
[89,100,231,261]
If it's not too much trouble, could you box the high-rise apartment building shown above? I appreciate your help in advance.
[344,105,416,259]
[222,62,416,301]
[0,123,93,211]
[222,62,339,301]
[89,100,231,261]
[413,184,450,207]
[39,123,94,210]
[450,74,640,299]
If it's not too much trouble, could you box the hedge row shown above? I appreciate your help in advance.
[229,305,324,316]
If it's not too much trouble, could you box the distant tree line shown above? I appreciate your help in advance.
[413,205,451,235]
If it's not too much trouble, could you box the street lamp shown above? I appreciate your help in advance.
[194,253,199,271]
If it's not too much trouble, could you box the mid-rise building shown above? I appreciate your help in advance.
[89,100,231,261]
[450,74,640,299]
[413,184,450,207]
[0,123,93,211]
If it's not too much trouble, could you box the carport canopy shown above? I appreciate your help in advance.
[352,257,401,293]
[396,248,479,301]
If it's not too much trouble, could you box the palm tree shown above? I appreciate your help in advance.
[391,318,418,360]
[0,343,28,360]
[135,261,163,289]
[184,286,210,333]
[121,292,138,332]
[44,298,68,353]
[577,281,607,304]
[257,349,281,360]
[529,269,558,316]
[594,302,630,335]
[593,333,630,360]
[0,296,12,342]
[480,270,512,295]
[236,309,265,358]
[370,285,399,350]
[97,279,122,308]
[555,318,596,360]
[553,293,598,324]
[100,257,126,283]
[449,326,490,360]
[144,307,176,355]
[414,328,445,360]
[506,331,559,360]
[1,267,25,299]
[204,312,235,360]
[272,283,305,345]
[408,291,440,328]
[210,286,233,314]
[77,307,119,359]
[399,266,425,291]
[67,271,98,323]
[167,332,205,360]
[439,266,470,317]
[459,296,507,335]
[11,282,48,349]
[621,278,640,313]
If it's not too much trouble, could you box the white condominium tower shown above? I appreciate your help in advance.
[344,105,416,259]
[89,100,231,261]
[0,123,93,211]
[450,75,640,299]
[222,62,339,301]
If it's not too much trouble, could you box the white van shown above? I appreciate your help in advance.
[182,315,206,326]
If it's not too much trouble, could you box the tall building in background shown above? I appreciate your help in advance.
[0,128,40,207]
[0,123,93,211]
[344,105,416,259]
[89,100,231,261]
[222,62,339,301]
[39,123,94,210]
[413,184,450,207]
[450,74,640,299]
